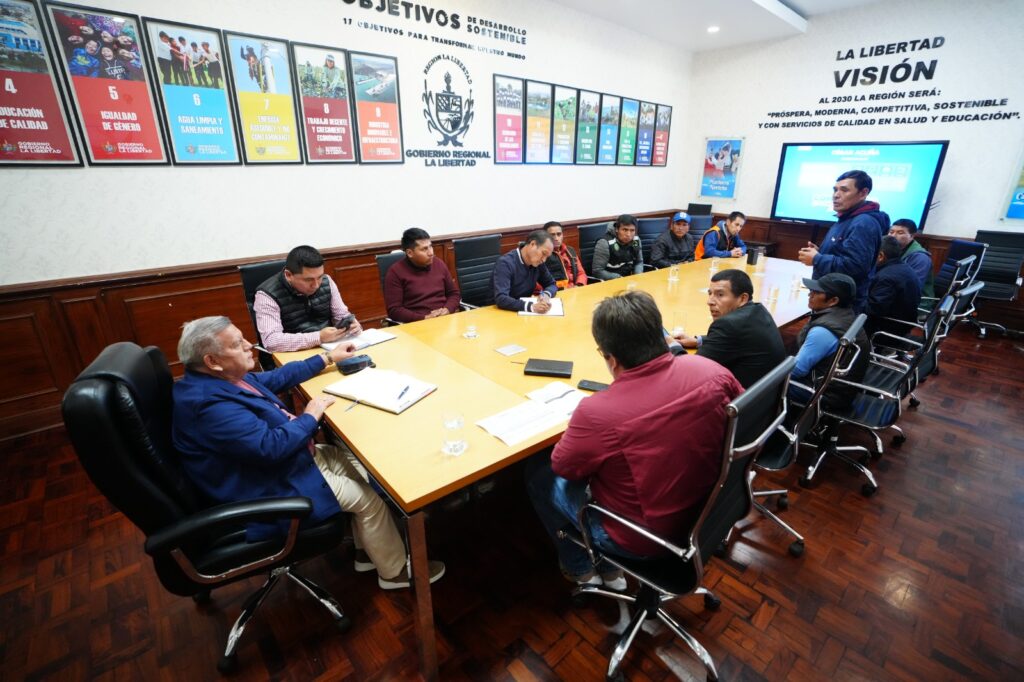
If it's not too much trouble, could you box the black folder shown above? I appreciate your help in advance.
[524,358,574,378]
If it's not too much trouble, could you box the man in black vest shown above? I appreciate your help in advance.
[254,245,362,352]
[592,214,644,280]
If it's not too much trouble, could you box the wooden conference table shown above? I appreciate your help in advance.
[276,256,812,680]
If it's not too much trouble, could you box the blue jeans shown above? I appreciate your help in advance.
[525,451,640,578]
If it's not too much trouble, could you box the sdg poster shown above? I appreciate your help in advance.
[143,18,239,164]
[574,89,599,164]
[652,104,671,166]
[0,0,79,165]
[597,94,619,165]
[493,74,522,163]
[701,138,743,198]
[349,51,403,163]
[293,43,355,163]
[224,32,302,163]
[551,85,576,164]
[44,2,166,164]
[617,98,638,166]
[635,101,656,166]
[525,80,551,163]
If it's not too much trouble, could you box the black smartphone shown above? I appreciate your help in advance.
[577,379,609,392]
[338,313,356,330]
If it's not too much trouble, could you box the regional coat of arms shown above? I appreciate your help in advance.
[422,55,474,147]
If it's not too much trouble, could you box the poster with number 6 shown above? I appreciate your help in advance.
[43,1,167,164]
[142,17,240,164]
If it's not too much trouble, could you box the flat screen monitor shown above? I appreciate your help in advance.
[770,141,948,229]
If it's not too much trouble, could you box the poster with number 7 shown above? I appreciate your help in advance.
[42,1,167,164]
[223,30,302,164]
[142,17,240,164]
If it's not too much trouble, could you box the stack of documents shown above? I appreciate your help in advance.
[518,297,565,316]
[476,382,588,446]
[322,328,397,351]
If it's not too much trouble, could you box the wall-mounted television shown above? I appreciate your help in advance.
[770,141,949,229]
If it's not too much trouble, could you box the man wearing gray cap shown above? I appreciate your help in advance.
[651,211,697,269]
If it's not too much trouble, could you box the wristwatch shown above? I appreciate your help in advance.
[321,351,333,367]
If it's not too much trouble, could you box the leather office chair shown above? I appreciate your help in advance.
[971,230,1024,337]
[919,254,974,317]
[61,342,351,675]
[636,216,668,267]
[453,234,501,307]
[558,358,793,682]
[689,215,713,244]
[238,259,286,369]
[945,238,987,285]
[577,222,610,283]
[375,251,405,326]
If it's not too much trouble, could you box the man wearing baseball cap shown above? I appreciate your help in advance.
[790,272,869,409]
[651,211,697,269]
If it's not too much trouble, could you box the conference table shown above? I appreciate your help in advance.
[276,256,812,680]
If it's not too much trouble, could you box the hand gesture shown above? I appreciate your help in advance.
[303,395,336,421]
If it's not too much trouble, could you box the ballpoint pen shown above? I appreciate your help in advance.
[344,399,360,412]
[397,385,409,401]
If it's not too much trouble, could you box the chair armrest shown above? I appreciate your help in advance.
[579,502,691,560]
[869,354,910,372]
[870,330,923,350]
[382,317,403,327]
[459,300,479,310]
[641,264,656,272]
[789,378,813,394]
[586,276,601,284]
[833,377,899,400]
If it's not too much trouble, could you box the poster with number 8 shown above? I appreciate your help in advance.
[43,1,167,164]
[291,42,356,163]
[142,17,240,164]
[223,30,302,164]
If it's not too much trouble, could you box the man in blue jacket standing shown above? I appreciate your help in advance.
[798,170,889,312]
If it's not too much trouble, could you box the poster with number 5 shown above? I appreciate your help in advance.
[43,1,167,164]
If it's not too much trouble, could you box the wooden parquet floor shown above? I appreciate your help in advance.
[2,325,1022,681]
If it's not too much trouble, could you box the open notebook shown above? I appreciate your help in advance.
[323,368,436,414]
[321,328,396,351]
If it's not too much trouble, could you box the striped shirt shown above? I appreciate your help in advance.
[253,276,352,351]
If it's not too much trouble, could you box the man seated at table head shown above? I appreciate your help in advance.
[888,218,935,298]
[865,235,922,339]
[172,316,445,589]
[491,229,558,313]
[651,211,697,269]
[542,221,588,289]
[254,245,362,352]
[790,273,870,409]
[525,291,744,588]
[384,227,461,322]
[695,211,747,260]
[670,269,787,388]
[592,214,644,280]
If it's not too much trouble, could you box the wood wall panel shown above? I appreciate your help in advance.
[59,295,109,369]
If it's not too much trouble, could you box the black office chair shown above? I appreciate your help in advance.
[375,251,405,326]
[238,259,285,369]
[636,217,668,267]
[689,215,713,244]
[558,359,793,682]
[453,234,501,308]
[62,342,351,675]
[945,238,987,285]
[578,221,611,283]
[919,254,974,316]
[971,230,1024,337]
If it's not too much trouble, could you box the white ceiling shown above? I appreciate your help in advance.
[548,0,883,52]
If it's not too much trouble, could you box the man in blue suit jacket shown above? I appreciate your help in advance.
[172,316,444,590]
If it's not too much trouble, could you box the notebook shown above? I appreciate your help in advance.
[321,327,397,351]
[518,297,565,316]
[323,368,435,414]
[524,358,573,378]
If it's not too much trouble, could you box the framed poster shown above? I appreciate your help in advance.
[701,138,743,198]
[597,94,619,165]
[574,89,599,165]
[349,51,403,163]
[524,79,551,164]
[292,43,355,163]
[635,101,656,166]
[551,85,576,164]
[492,74,522,163]
[652,104,671,167]
[617,98,639,166]
[223,31,302,164]
[42,1,167,164]
[142,18,239,164]
[0,0,80,166]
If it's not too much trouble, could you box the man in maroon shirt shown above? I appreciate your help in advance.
[384,228,461,322]
[526,291,744,587]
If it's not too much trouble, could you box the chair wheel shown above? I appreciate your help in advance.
[861,483,878,497]
[336,614,353,633]
[908,397,921,408]
[217,654,238,675]
[703,593,722,610]
[932,367,940,376]
[788,540,805,557]
[607,670,625,682]
[713,541,727,558]
[798,475,814,489]
[776,494,789,511]
[192,589,211,604]
[892,434,906,447]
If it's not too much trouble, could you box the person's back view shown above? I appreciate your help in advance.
[865,235,922,338]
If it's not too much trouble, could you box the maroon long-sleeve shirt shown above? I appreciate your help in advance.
[384,257,461,322]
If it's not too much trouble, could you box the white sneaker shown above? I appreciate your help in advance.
[353,549,375,573]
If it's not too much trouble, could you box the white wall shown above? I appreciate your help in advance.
[1,0,691,285]
[682,0,1024,239]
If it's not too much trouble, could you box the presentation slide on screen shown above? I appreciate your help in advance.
[773,143,946,227]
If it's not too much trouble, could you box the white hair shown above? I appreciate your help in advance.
[178,316,232,370]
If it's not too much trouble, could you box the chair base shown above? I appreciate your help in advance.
[749,471,805,557]
[798,425,879,497]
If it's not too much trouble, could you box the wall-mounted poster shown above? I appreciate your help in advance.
[493,74,522,163]
[574,89,599,165]
[525,80,551,164]
[701,138,743,198]
[652,104,671,166]
[43,1,166,164]
[617,98,638,166]
[597,94,619,165]
[142,18,239,164]
[635,101,656,166]
[0,0,80,166]
[223,31,302,163]
[349,51,402,163]
[551,85,575,165]
[1005,160,1024,220]
[292,43,355,163]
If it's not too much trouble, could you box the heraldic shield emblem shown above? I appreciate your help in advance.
[423,55,474,147]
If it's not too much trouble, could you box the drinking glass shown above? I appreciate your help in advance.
[463,324,478,339]
[442,411,467,456]
[668,264,680,283]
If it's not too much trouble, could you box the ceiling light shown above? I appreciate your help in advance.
[707,26,720,33]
